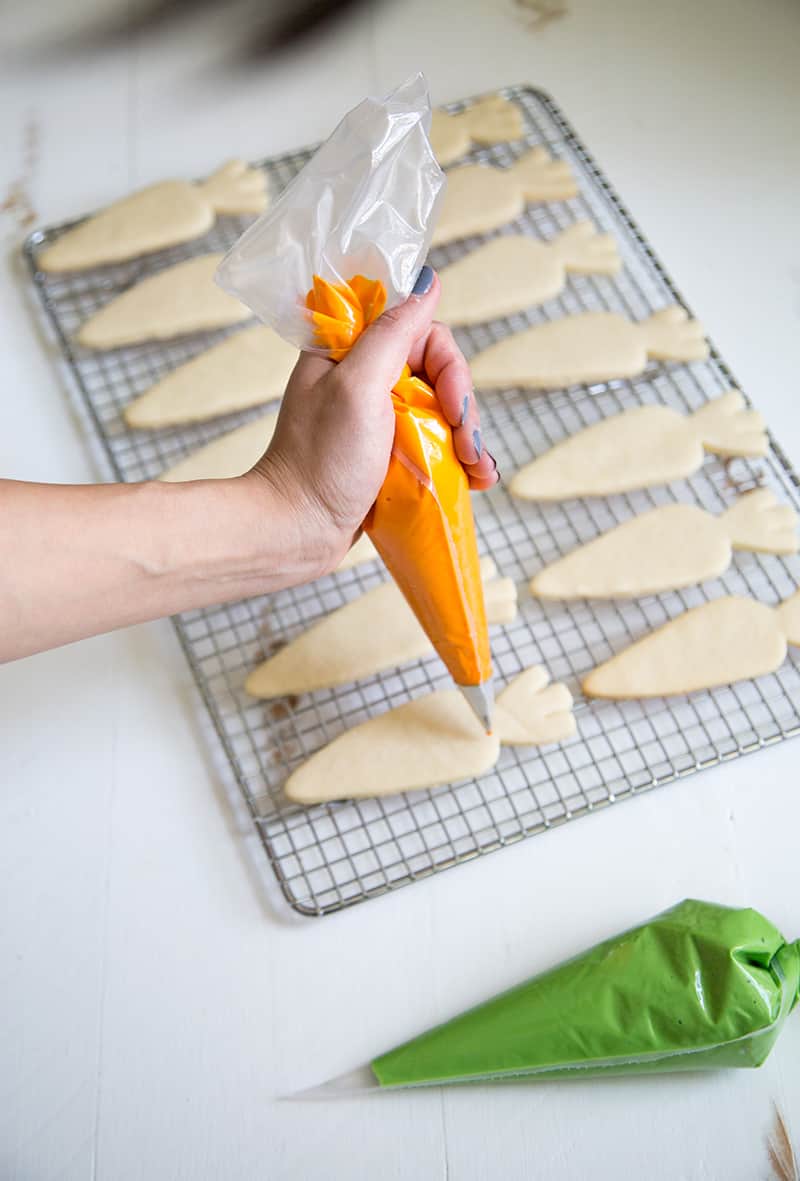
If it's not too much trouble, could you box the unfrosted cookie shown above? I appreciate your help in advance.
[246,557,517,699]
[76,254,250,349]
[510,391,767,501]
[430,95,525,166]
[159,413,279,482]
[437,222,620,325]
[39,160,268,273]
[284,666,575,804]
[124,325,297,429]
[530,491,797,599]
[470,307,708,390]
[336,535,380,573]
[582,591,800,699]
[430,148,578,247]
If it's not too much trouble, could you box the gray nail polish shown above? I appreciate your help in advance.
[411,264,434,296]
[459,394,469,426]
[473,428,483,459]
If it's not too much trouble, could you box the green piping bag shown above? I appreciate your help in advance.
[301,900,799,1095]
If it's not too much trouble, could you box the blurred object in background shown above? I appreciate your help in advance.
[513,0,568,27]
[0,0,378,59]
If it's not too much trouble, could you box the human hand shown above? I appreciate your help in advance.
[0,269,500,660]
[247,267,499,579]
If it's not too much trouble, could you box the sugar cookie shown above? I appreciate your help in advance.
[510,392,766,500]
[285,666,575,803]
[39,160,268,272]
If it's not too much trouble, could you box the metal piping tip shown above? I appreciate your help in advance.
[459,679,495,735]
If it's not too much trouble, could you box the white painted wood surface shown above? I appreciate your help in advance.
[2,1,799,1177]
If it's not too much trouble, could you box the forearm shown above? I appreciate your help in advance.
[0,474,315,661]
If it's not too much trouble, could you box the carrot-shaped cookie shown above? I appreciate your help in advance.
[124,325,297,429]
[159,413,279,482]
[39,161,268,273]
[430,95,524,167]
[247,557,516,700]
[285,666,575,804]
[437,223,620,326]
[582,590,800,699]
[76,254,250,350]
[470,307,708,390]
[510,391,767,501]
[430,149,578,247]
[530,490,797,600]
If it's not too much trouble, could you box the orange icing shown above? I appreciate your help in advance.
[307,275,491,688]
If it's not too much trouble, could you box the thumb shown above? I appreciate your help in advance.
[335,267,440,397]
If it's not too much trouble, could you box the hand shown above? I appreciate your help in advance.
[247,267,499,579]
[0,274,501,660]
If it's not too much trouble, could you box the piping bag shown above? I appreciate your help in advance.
[295,899,799,1095]
[216,76,493,731]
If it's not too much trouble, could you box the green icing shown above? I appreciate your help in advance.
[371,900,799,1087]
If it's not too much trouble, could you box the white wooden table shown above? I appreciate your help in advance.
[2,2,799,1177]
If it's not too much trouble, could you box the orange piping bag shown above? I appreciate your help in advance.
[306,274,494,731]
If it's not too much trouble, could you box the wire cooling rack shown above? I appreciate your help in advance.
[24,86,800,916]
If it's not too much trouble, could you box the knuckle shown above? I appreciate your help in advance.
[435,324,468,370]
[375,304,407,332]
[431,320,455,350]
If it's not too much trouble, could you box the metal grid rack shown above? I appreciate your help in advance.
[24,86,800,916]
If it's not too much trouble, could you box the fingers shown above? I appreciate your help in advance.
[469,471,500,491]
[458,387,499,487]
[334,270,441,400]
[407,319,499,486]
[407,320,473,429]
[455,389,484,466]
[465,448,500,488]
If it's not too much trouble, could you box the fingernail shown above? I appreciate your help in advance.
[411,265,434,297]
[488,451,498,470]
[473,428,483,459]
[459,394,469,426]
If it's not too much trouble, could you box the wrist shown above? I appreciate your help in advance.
[154,473,322,607]
[238,462,337,587]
